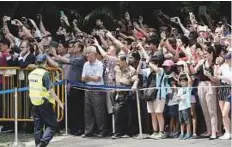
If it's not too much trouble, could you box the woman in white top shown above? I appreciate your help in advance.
[215,52,232,140]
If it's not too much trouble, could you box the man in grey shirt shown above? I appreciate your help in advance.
[81,45,107,137]
[52,40,85,136]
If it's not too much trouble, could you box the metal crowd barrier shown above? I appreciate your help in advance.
[0,67,64,122]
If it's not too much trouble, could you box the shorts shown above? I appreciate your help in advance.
[179,108,191,124]
[218,83,231,102]
[228,95,231,103]
[147,99,165,113]
[168,105,178,117]
[191,95,196,104]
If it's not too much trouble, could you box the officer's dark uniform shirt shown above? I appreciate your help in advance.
[40,67,52,91]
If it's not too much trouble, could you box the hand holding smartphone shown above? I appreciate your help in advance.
[60,10,65,17]
[5,16,11,21]
[11,20,17,25]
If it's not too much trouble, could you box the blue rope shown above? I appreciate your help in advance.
[18,87,29,92]
[0,80,131,94]
[0,89,15,95]
[0,80,65,94]
[53,80,65,86]
[68,81,130,90]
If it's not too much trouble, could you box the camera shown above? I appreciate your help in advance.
[5,16,11,21]
[198,26,207,32]
[11,20,17,25]
[171,17,178,23]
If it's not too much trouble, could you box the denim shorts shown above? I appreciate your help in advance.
[179,108,191,124]
[168,105,178,117]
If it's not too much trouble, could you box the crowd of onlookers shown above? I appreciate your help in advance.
[0,8,231,141]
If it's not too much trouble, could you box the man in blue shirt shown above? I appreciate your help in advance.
[81,46,107,137]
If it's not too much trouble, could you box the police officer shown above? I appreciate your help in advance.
[28,54,64,147]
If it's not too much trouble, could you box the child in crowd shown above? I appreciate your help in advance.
[167,79,179,138]
[175,69,192,140]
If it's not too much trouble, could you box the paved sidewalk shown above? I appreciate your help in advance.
[34,135,231,147]
[0,134,231,147]
[47,135,231,147]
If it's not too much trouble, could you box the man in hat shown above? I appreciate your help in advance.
[28,54,63,147]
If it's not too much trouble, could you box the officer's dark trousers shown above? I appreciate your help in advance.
[32,99,58,146]
[113,94,130,136]
[68,87,85,133]
[84,91,107,135]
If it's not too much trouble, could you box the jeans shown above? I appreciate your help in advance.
[32,99,58,146]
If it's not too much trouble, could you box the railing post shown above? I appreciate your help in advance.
[10,88,25,147]
[13,88,18,146]
[65,80,68,135]
[134,90,149,139]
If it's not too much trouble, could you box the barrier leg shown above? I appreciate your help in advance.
[134,90,149,139]
[65,80,68,135]
[112,114,115,134]
[10,88,25,147]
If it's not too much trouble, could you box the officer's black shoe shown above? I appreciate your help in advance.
[36,141,47,147]
[74,130,84,136]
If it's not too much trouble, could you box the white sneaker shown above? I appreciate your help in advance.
[219,133,231,140]
[154,132,166,139]
[0,125,3,133]
[149,132,158,139]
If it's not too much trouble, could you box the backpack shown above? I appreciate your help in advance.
[142,72,162,101]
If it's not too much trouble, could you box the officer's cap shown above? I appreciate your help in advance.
[36,54,47,63]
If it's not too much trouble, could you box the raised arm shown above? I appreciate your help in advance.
[133,22,149,38]
[37,14,46,34]
[136,60,143,74]
[148,62,162,73]
[46,55,59,68]
[131,70,139,90]
[106,31,129,55]
[175,17,190,37]
[3,16,11,35]
[12,19,33,39]
[29,18,42,39]
[184,68,192,87]
[51,48,70,64]
[92,38,108,59]
[72,19,82,33]
[97,31,109,50]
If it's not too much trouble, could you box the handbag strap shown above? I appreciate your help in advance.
[159,71,165,99]
[146,73,155,87]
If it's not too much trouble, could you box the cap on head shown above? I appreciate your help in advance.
[162,60,175,67]
[36,54,47,64]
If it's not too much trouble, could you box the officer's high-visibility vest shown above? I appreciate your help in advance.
[28,68,55,106]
